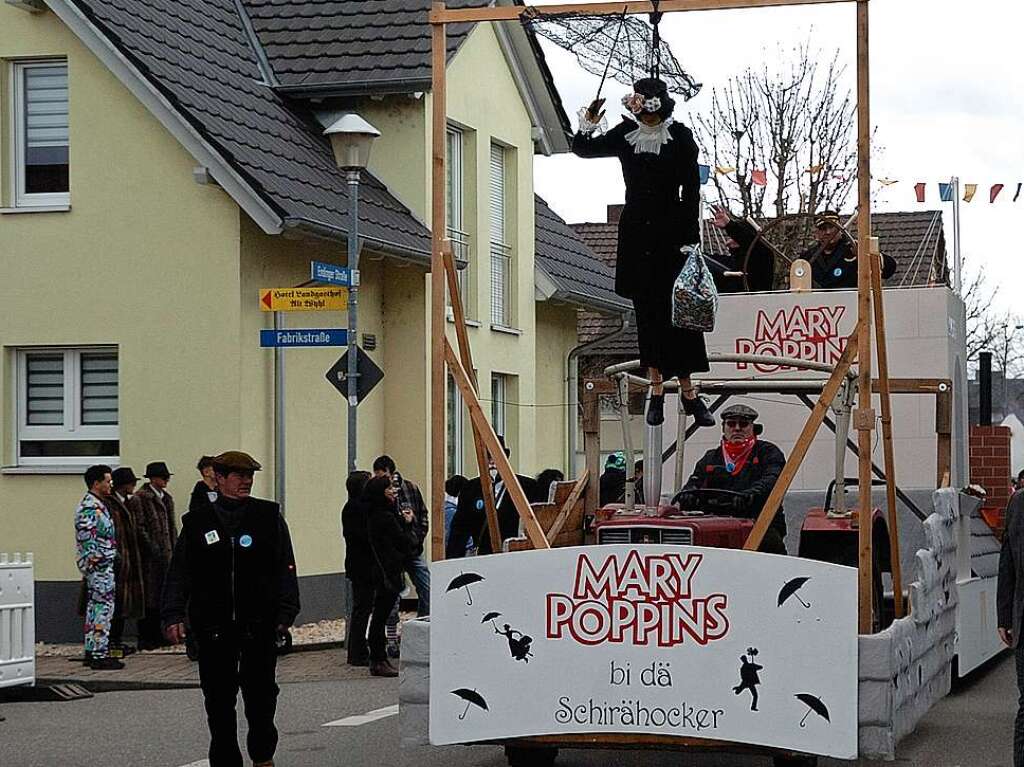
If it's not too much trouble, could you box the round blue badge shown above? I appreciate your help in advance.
[239,534,253,548]
[475,499,484,510]
[833,267,843,277]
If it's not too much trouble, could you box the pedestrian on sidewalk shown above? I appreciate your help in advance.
[131,461,177,649]
[162,451,300,767]
[341,470,372,666]
[190,455,219,512]
[372,456,430,616]
[365,475,419,677]
[105,467,146,658]
[75,464,124,670]
[999,490,1024,766]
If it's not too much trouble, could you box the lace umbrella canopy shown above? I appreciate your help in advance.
[522,5,702,102]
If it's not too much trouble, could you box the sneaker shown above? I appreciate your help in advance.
[370,659,399,678]
[682,394,715,427]
[646,394,665,426]
[87,656,125,670]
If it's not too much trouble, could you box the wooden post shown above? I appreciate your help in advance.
[869,236,904,618]
[854,0,875,634]
[445,339,551,549]
[442,242,502,553]
[744,332,859,551]
[582,385,601,515]
[429,3,447,561]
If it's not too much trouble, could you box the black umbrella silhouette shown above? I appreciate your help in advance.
[778,577,812,608]
[795,693,830,727]
[446,572,485,605]
[451,688,489,720]
[482,611,502,629]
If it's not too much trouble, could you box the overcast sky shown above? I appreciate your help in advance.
[533,0,1023,311]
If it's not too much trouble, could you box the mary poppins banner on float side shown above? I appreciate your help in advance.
[430,545,858,759]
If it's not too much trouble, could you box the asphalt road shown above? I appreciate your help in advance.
[0,653,1016,767]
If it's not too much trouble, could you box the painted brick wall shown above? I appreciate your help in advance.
[969,425,1012,524]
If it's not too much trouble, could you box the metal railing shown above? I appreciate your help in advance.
[0,552,35,689]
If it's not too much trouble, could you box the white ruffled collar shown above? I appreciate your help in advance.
[624,117,674,155]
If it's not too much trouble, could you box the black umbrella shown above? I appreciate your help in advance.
[778,577,812,609]
[451,688,489,720]
[446,572,485,605]
[482,611,502,629]
[523,7,701,101]
[795,693,830,727]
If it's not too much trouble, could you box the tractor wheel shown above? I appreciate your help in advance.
[504,745,558,767]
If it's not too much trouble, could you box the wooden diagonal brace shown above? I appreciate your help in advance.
[743,329,860,551]
[444,338,551,550]
[546,469,589,542]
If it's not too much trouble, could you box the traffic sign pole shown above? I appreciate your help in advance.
[346,169,361,475]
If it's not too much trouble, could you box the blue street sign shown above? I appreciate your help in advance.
[310,261,352,286]
[259,329,348,348]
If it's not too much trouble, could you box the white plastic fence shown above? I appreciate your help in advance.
[0,553,35,688]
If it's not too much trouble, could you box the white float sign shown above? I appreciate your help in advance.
[430,545,858,759]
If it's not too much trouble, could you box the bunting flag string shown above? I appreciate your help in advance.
[1015,183,1022,203]
[877,178,899,187]
[914,182,926,203]
[938,183,953,202]
[990,183,1004,203]
[751,169,767,186]
[962,183,978,203]
[715,165,736,176]
[698,164,711,185]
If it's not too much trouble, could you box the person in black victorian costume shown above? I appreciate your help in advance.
[572,77,714,429]
[804,210,897,289]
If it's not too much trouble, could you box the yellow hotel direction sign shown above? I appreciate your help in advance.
[260,286,348,312]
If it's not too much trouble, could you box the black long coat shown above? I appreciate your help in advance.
[572,119,709,379]
[446,474,538,558]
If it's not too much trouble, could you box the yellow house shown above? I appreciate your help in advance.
[0,0,626,640]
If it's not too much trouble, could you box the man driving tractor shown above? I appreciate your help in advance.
[672,404,788,554]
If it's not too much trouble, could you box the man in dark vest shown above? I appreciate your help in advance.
[161,451,300,767]
[673,405,788,554]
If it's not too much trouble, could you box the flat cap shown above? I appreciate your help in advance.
[212,451,262,472]
[721,404,759,422]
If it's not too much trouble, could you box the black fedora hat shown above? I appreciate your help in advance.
[144,461,173,479]
[111,467,139,486]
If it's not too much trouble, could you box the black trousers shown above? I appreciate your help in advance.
[347,578,373,663]
[197,624,279,767]
[368,585,400,662]
[138,609,164,648]
[1015,640,1024,767]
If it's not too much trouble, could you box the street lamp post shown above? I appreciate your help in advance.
[324,114,380,474]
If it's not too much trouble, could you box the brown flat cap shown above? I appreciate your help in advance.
[212,451,262,472]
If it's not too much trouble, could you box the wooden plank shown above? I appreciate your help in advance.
[442,242,501,553]
[743,332,859,551]
[430,0,853,23]
[547,469,589,541]
[430,4,447,561]
[582,389,601,515]
[445,339,551,549]
[855,0,875,635]
[870,237,904,619]
[873,378,949,394]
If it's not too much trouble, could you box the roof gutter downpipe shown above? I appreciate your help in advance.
[566,311,632,475]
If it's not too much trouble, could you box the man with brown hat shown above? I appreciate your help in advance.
[673,404,789,554]
[130,460,177,649]
[161,451,299,767]
[804,210,897,290]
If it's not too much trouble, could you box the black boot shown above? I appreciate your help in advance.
[682,393,715,427]
[646,394,665,426]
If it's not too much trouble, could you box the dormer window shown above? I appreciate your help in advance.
[11,59,69,208]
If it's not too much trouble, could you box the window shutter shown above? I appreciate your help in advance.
[489,144,505,245]
[26,354,64,425]
[24,65,69,164]
[80,353,118,425]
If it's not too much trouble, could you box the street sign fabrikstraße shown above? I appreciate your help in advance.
[259,329,348,348]
[326,346,384,404]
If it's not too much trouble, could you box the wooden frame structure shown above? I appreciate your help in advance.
[428,0,891,633]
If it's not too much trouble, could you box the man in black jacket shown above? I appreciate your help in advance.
[446,437,537,558]
[804,210,897,289]
[998,491,1024,766]
[161,451,299,767]
[673,405,788,554]
[371,455,430,616]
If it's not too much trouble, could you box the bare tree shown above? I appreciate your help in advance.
[691,42,858,220]
[964,265,1024,392]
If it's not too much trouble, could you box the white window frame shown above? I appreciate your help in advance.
[446,126,470,311]
[491,372,507,439]
[10,59,70,209]
[15,347,119,466]
[489,142,513,327]
[446,371,465,477]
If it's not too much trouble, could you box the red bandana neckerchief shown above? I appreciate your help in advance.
[721,436,757,475]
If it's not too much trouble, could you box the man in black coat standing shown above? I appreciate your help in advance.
[162,451,299,767]
[673,405,788,554]
[804,210,897,289]
[446,437,537,558]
